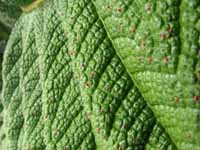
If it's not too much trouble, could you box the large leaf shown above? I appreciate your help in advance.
[93,0,200,149]
[1,0,199,149]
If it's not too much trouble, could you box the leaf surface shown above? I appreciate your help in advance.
[93,0,200,149]
[1,0,200,149]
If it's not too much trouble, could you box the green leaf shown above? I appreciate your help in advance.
[1,0,34,7]
[0,2,21,116]
[0,1,21,29]
[1,0,199,149]
[1,0,45,12]
[93,0,200,149]
[0,0,22,54]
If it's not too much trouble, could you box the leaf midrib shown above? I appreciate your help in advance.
[90,0,177,149]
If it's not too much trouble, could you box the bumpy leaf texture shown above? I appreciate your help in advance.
[1,0,200,150]
[1,0,34,7]
[0,0,22,54]
[0,1,21,29]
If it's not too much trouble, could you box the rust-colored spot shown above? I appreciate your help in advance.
[160,32,167,40]
[198,49,200,56]
[80,63,85,69]
[163,57,169,63]
[117,7,123,13]
[147,57,153,64]
[145,4,152,11]
[130,27,136,33]
[194,95,199,102]
[196,72,200,78]
[96,128,101,132]
[175,96,179,103]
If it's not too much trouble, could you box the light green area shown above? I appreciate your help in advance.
[93,0,200,149]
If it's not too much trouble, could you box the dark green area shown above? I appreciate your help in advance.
[1,0,34,7]
[0,1,21,28]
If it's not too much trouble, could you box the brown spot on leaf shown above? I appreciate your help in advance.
[160,32,167,40]
[117,7,123,13]
[147,57,153,64]
[175,96,179,103]
[145,3,152,11]
[196,72,200,78]
[163,57,169,63]
[198,49,200,56]
[96,128,101,132]
[194,95,198,102]
[130,27,136,33]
